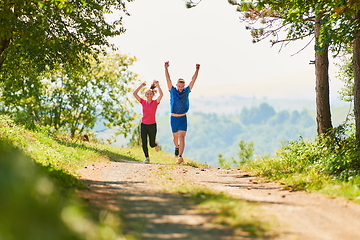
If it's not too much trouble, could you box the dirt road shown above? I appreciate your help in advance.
[78,161,360,240]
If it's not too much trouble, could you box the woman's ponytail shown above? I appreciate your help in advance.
[150,82,157,94]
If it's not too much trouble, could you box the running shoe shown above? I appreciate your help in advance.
[155,141,160,152]
[175,147,179,157]
[176,157,184,164]
[144,158,150,164]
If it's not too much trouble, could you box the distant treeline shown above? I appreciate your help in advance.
[156,103,316,167]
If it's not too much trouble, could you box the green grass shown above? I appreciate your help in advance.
[0,139,124,240]
[1,115,278,239]
[0,116,127,239]
[238,137,360,204]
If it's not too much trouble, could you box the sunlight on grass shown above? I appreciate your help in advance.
[167,183,278,238]
[0,138,125,240]
[105,144,210,168]
[240,152,360,203]
[318,177,360,203]
[0,116,127,239]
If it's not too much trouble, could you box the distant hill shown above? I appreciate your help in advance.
[94,96,352,167]
[157,95,349,115]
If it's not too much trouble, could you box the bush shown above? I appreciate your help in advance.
[242,123,360,183]
[276,124,360,180]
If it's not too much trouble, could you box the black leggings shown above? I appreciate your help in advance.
[141,123,157,158]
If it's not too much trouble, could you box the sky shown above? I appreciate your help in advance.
[109,0,345,102]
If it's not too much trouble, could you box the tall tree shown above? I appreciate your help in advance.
[224,0,333,135]
[324,1,360,144]
[353,11,360,143]
[314,11,333,134]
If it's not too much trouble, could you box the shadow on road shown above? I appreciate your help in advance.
[79,178,272,240]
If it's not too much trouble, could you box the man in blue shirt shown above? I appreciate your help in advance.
[164,61,200,164]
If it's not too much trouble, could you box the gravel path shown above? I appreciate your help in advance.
[78,161,360,240]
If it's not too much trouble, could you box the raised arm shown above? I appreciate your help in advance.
[133,82,146,102]
[154,80,163,103]
[164,61,172,91]
[188,63,200,90]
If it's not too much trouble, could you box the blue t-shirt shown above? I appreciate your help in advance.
[169,86,191,114]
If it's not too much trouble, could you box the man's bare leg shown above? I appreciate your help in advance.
[178,130,186,157]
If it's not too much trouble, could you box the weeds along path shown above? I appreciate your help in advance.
[78,160,360,240]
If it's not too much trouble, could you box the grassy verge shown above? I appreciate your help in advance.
[239,137,360,204]
[242,157,360,203]
[0,116,126,239]
[0,115,277,239]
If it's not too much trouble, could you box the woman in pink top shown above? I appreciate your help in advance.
[133,80,163,163]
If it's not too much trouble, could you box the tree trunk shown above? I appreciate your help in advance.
[314,13,333,135]
[353,11,360,144]
[0,37,10,69]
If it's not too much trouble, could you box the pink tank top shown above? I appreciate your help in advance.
[140,98,159,124]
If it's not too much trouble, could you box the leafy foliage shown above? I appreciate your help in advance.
[185,0,202,9]
[228,0,315,48]
[237,140,255,164]
[337,54,354,102]
[228,0,360,54]
[218,154,235,169]
[0,52,140,138]
[0,0,138,139]
[280,124,360,180]
[0,0,131,73]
